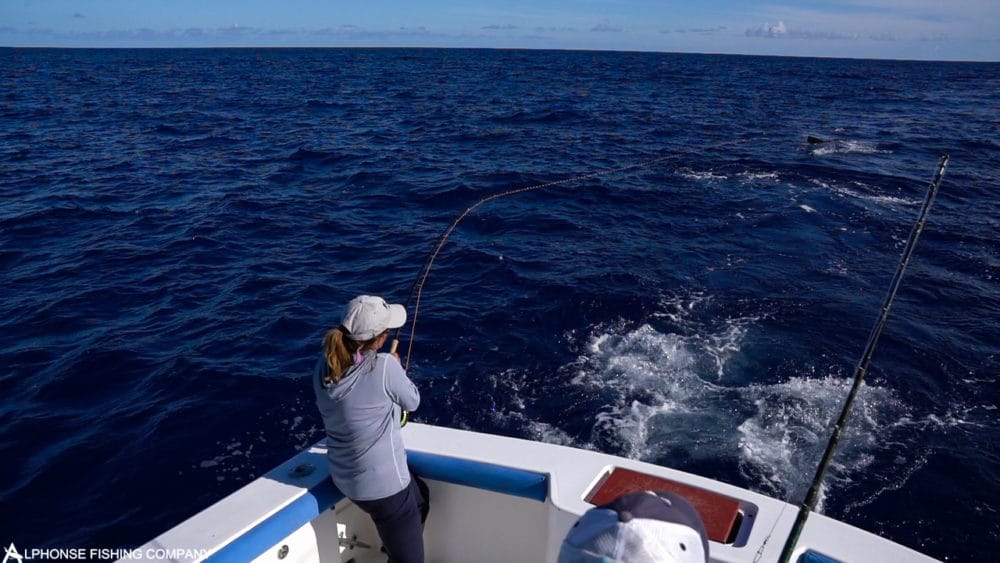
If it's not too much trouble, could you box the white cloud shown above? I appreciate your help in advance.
[741,1,998,43]
[746,20,860,40]
[746,21,786,38]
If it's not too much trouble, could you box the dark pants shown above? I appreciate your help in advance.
[354,471,430,563]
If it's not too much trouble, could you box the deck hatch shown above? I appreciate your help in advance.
[585,467,744,545]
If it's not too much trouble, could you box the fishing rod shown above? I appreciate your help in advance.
[390,136,758,370]
[776,154,949,563]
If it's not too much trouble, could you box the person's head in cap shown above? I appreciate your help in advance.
[558,490,709,563]
[321,295,406,385]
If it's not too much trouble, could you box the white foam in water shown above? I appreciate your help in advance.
[810,140,891,156]
[564,295,757,463]
[810,178,834,191]
[867,194,918,206]
[739,171,780,183]
[809,177,920,209]
[677,167,729,182]
[577,326,703,460]
[736,376,864,500]
[744,375,911,507]
[539,294,909,510]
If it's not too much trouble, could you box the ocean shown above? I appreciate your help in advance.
[1,47,997,561]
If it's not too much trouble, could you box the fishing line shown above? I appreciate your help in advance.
[391,136,757,370]
[776,154,949,562]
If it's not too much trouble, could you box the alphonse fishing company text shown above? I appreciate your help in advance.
[3,543,209,561]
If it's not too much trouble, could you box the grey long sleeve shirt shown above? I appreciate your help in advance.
[313,350,420,501]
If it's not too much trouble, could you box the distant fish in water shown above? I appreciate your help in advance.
[807,135,829,145]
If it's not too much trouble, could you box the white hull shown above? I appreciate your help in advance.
[131,423,938,562]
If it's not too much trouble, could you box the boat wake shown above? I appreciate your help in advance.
[517,293,918,511]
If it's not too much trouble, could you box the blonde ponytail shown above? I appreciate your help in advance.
[322,326,359,384]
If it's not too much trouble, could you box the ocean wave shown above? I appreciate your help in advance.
[675,167,729,181]
[810,178,921,208]
[810,140,892,156]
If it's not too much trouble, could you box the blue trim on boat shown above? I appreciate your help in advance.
[798,550,843,563]
[202,478,344,563]
[201,449,548,561]
[407,450,549,502]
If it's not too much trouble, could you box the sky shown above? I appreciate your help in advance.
[2,1,999,61]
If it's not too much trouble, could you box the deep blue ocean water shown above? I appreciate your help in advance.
[2,48,998,561]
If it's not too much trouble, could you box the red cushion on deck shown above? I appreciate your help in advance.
[586,467,741,544]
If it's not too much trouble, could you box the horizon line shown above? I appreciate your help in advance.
[2,44,996,64]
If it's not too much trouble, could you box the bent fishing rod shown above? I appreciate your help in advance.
[388,136,758,369]
[776,154,949,563]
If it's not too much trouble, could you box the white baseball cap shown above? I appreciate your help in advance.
[340,295,407,341]
[558,491,709,563]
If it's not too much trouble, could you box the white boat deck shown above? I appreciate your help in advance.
[131,423,939,563]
